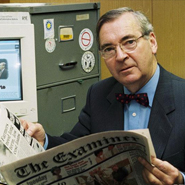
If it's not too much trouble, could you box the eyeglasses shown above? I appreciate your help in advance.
[100,35,145,59]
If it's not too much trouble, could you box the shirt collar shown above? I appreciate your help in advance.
[124,64,160,107]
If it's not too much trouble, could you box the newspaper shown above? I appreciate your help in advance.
[0,104,45,184]
[0,105,156,185]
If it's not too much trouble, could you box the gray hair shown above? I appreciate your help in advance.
[96,7,154,49]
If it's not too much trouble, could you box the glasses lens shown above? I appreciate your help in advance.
[102,46,116,59]
[121,39,137,52]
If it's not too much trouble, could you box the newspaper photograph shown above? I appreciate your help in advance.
[0,104,45,184]
[0,125,156,185]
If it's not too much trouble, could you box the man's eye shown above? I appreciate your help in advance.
[124,39,135,45]
[104,47,115,53]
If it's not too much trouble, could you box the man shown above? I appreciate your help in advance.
[22,7,185,184]
[0,61,8,79]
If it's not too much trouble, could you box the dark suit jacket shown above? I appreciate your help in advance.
[48,64,185,172]
[0,69,8,79]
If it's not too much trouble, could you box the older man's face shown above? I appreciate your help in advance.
[99,13,158,93]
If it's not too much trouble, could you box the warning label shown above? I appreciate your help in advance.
[79,28,93,51]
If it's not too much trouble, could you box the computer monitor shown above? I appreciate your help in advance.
[0,24,38,122]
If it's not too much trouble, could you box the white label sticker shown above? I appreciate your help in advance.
[79,28,93,51]
[0,12,31,24]
[76,14,89,21]
[45,38,56,53]
[43,19,54,39]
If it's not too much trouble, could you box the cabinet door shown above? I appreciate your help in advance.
[31,8,100,87]
[37,77,98,136]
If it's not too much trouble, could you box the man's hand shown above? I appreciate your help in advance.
[138,156,183,185]
[20,119,46,147]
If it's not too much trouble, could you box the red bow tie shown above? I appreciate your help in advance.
[115,93,149,107]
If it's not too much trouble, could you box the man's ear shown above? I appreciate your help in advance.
[149,32,158,54]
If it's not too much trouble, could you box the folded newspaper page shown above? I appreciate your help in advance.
[0,123,156,185]
[0,104,45,184]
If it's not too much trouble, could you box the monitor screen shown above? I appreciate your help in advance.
[0,40,22,101]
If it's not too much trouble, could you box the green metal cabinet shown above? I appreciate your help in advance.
[0,3,100,135]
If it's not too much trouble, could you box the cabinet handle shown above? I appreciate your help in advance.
[59,61,77,69]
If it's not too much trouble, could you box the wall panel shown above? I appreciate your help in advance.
[5,0,90,3]
[153,0,185,78]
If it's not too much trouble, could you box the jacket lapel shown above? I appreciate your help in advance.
[106,81,125,130]
[148,66,175,158]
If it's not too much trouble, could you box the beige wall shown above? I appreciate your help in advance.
[153,0,185,79]
[2,0,185,80]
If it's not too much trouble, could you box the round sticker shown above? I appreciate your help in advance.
[46,20,52,30]
[81,51,95,73]
[45,38,56,53]
[79,28,93,51]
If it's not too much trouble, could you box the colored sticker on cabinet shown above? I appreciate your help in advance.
[59,26,74,41]
[81,51,95,73]
[79,28,93,51]
[43,19,54,39]
[45,38,56,53]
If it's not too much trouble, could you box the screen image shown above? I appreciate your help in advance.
[0,40,22,101]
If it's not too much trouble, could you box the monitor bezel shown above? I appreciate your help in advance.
[0,24,38,122]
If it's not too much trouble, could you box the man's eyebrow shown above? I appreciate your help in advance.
[120,35,136,42]
[100,43,113,50]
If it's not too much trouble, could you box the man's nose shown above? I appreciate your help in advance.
[115,45,129,60]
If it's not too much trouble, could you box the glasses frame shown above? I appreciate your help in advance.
[100,34,145,59]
